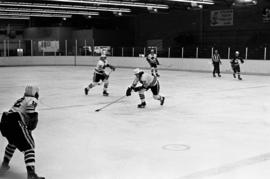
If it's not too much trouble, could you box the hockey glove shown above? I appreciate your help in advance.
[126,87,132,96]
[110,65,116,71]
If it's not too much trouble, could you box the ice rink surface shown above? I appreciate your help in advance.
[0,66,270,179]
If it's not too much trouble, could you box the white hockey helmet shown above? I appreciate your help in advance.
[235,51,240,55]
[24,85,39,99]
[133,68,143,75]
[100,53,107,61]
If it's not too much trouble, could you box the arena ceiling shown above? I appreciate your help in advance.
[0,0,256,19]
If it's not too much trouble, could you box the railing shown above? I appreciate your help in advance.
[0,39,269,60]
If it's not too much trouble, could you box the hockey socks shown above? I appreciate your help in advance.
[3,144,16,165]
[0,144,16,173]
[25,149,45,179]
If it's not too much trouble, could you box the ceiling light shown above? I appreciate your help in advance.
[233,0,257,6]
[0,15,30,19]
[0,1,131,13]
[0,12,72,18]
[0,7,99,16]
[43,0,169,9]
[166,0,214,5]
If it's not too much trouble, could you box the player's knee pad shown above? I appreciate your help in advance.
[103,79,109,84]
[153,95,160,100]
[138,89,146,94]
[89,83,97,88]
[104,74,109,80]
[104,81,109,88]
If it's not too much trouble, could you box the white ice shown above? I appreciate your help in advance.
[0,66,270,179]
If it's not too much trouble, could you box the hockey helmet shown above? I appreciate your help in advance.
[100,54,107,61]
[24,85,39,99]
[133,68,143,75]
[235,51,240,55]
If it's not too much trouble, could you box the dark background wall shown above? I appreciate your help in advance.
[0,0,270,54]
[134,1,270,49]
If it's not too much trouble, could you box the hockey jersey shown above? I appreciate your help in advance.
[95,59,109,74]
[231,56,244,66]
[132,73,158,89]
[147,53,158,65]
[10,96,38,124]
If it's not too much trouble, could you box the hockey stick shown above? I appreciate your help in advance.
[95,95,126,112]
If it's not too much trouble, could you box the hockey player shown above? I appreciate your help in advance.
[126,68,165,108]
[212,49,222,77]
[146,49,160,77]
[230,51,244,80]
[84,52,115,96]
[0,86,45,179]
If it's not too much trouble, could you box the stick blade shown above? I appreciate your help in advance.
[95,109,101,112]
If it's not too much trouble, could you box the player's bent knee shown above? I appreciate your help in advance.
[153,95,160,100]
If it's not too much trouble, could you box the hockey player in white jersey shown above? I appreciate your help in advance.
[126,68,165,108]
[0,86,45,179]
[84,52,115,96]
[146,49,160,77]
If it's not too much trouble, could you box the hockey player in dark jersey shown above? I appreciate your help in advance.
[126,68,165,108]
[84,52,115,96]
[230,51,244,80]
[0,86,45,179]
[146,49,160,77]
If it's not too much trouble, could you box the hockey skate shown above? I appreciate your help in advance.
[238,76,242,80]
[137,102,146,108]
[233,73,236,78]
[84,88,89,95]
[160,96,165,106]
[156,73,160,77]
[28,173,45,179]
[27,166,45,179]
[103,91,109,96]
[218,74,221,77]
[213,74,216,77]
[0,163,10,175]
